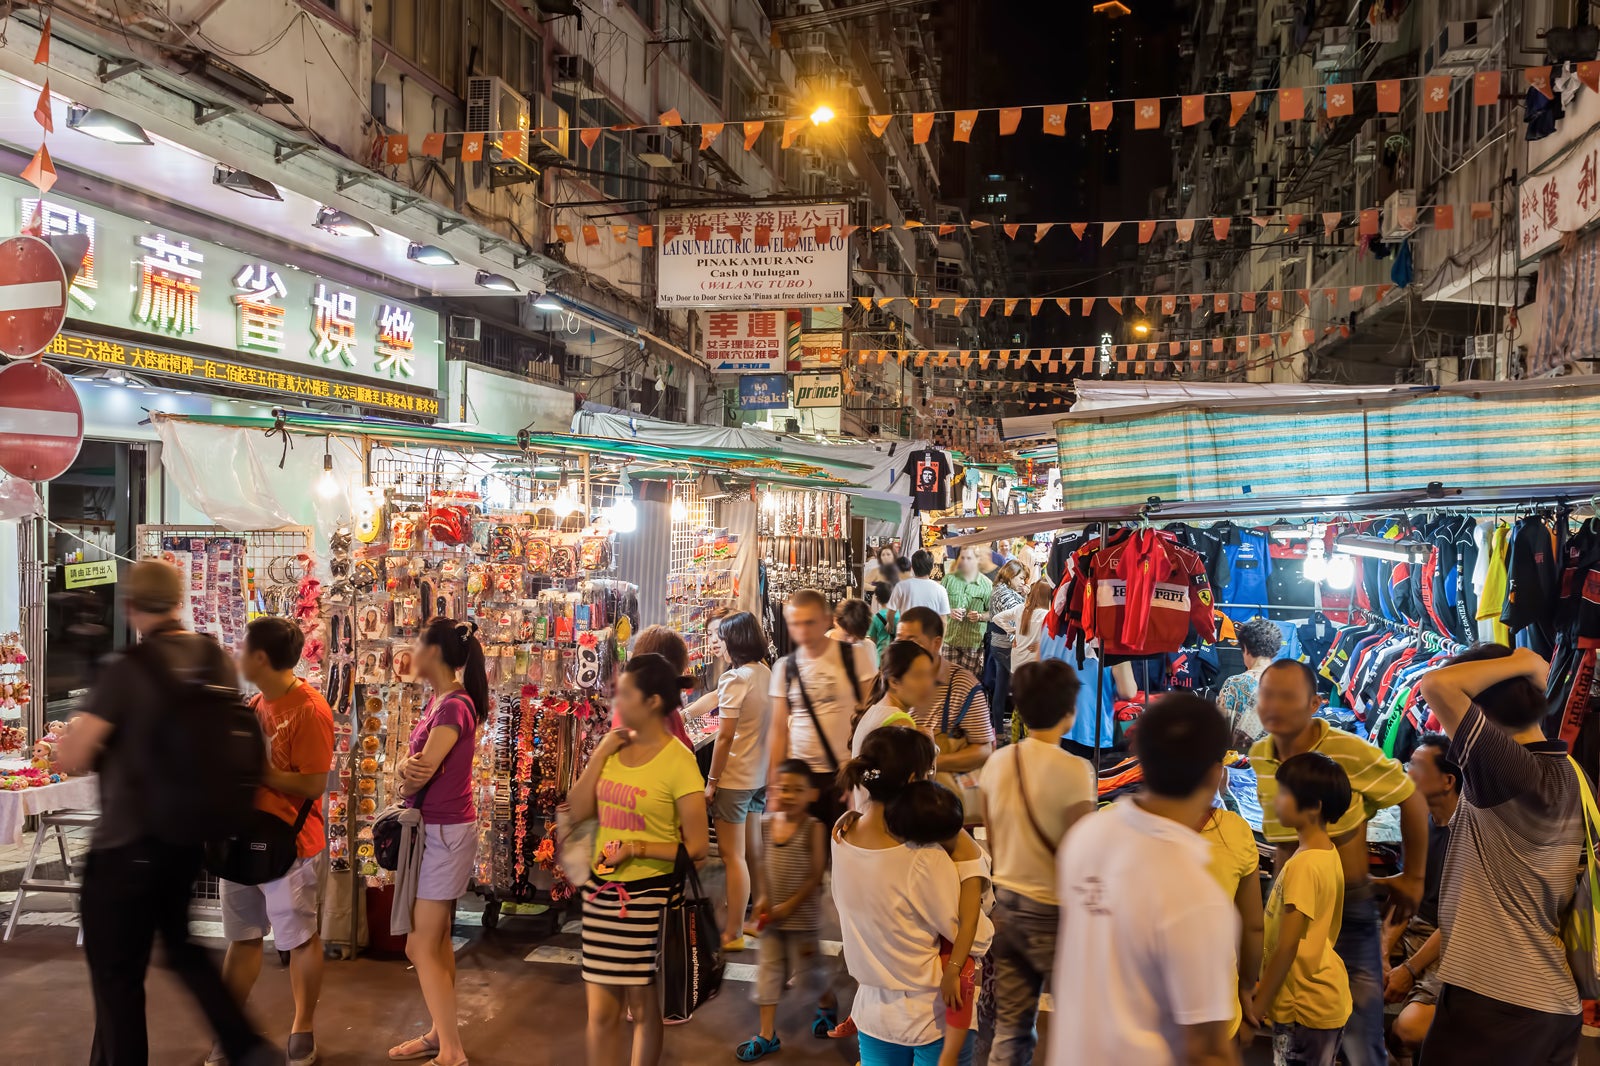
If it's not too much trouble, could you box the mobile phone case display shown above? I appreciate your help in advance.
[0,633,29,744]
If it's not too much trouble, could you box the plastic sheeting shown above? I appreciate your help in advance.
[152,419,363,563]
[1533,224,1600,376]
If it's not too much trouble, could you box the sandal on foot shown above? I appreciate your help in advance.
[721,936,747,952]
[426,1059,468,1066]
[827,1015,857,1039]
[736,1035,781,1062]
[388,1036,440,1061]
[811,1006,839,1038]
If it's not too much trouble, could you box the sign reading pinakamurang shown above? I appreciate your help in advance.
[655,203,851,308]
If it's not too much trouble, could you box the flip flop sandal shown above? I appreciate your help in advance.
[736,1035,781,1062]
[812,1006,839,1038]
[388,1036,440,1061]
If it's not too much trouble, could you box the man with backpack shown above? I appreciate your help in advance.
[767,589,878,829]
[57,561,280,1066]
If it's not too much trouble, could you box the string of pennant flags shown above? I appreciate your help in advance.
[375,64,1583,168]
[855,282,1399,318]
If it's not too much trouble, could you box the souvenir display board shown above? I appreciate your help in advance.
[0,632,29,733]
[667,481,739,690]
[759,489,852,657]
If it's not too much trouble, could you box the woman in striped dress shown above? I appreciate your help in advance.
[567,653,710,1066]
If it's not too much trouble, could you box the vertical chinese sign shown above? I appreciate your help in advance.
[701,310,786,372]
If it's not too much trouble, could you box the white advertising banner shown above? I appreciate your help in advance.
[1519,127,1600,259]
[656,203,852,308]
[794,372,843,408]
[701,310,786,373]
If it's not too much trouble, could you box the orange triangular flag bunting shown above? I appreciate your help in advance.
[694,225,712,242]
[1161,295,1176,314]
[1090,101,1113,130]
[461,133,485,161]
[1107,296,1123,315]
[1377,79,1402,113]
[743,122,764,149]
[1042,104,1068,135]
[613,225,630,242]
[952,299,969,316]
[1138,220,1156,243]
[659,109,683,127]
[953,110,978,142]
[1251,215,1269,229]
[1242,292,1257,312]
[1298,289,1311,306]
[1359,208,1380,235]
[1349,286,1365,303]
[420,132,446,158]
[1004,224,1021,240]
[913,112,935,144]
[580,127,601,150]
[1056,299,1073,315]
[781,119,804,149]
[582,224,599,246]
[815,225,831,244]
[1471,201,1493,220]
[1029,299,1044,316]
[1279,86,1305,121]
[1101,221,1121,245]
[33,17,49,65]
[1326,84,1354,117]
[1423,76,1452,113]
[1323,288,1338,304]
[1135,296,1149,313]
[1433,204,1454,230]
[385,134,408,165]
[1035,223,1054,243]
[1189,294,1204,311]
[555,224,574,243]
[980,299,994,315]
[638,226,654,247]
[1285,213,1303,232]
[1213,293,1230,313]
[1182,95,1204,125]
[856,296,872,309]
[1474,71,1501,108]
[1376,283,1394,300]
[998,107,1022,135]
[877,297,894,309]
[1213,217,1231,241]
[1322,211,1341,236]
[1280,331,1291,347]
[753,225,771,247]
[663,225,681,244]
[939,224,957,237]
[34,81,52,133]
[503,130,527,159]
[868,114,892,137]
[1004,299,1019,315]
[1578,62,1600,94]
[1229,91,1255,126]
[20,143,55,195]
[1135,98,1160,129]
[700,122,724,150]
[1070,222,1088,240]
[1303,329,1315,345]
[1176,218,1195,242]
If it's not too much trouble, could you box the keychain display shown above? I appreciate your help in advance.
[758,490,854,657]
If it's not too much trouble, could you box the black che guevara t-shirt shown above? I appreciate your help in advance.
[901,449,951,512]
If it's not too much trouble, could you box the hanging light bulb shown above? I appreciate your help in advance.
[609,470,638,533]
[762,490,779,514]
[671,496,688,522]
[553,472,580,517]
[1325,552,1356,591]
[315,438,341,500]
[1302,540,1327,584]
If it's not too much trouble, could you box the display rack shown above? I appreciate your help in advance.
[666,479,737,690]
[758,489,852,657]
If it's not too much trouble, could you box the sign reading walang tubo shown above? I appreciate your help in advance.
[656,204,851,309]
[793,372,843,409]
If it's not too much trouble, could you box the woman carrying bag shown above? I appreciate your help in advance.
[569,653,711,1066]
[387,618,486,1066]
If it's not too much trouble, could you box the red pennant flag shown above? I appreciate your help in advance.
[1302,328,1315,345]
[1423,76,1452,113]
[1162,295,1177,315]
[1267,291,1283,310]
[658,108,683,127]
[1241,292,1257,312]
[1251,215,1269,229]
[33,17,49,65]
[555,224,575,243]
[1279,86,1305,121]
[1090,101,1114,130]
[1229,91,1255,126]
[1189,341,1203,359]
[1181,95,1204,125]
[1376,283,1394,300]
[1471,201,1493,220]
[867,114,892,138]
[938,224,957,237]
[638,226,654,247]
[1107,296,1123,315]
[744,121,765,149]
[1213,293,1230,313]
[1138,220,1157,243]
[693,225,711,242]
[913,112,935,144]
[700,122,724,150]
[1189,293,1204,311]
[781,119,804,149]
[1101,222,1121,245]
[815,225,832,245]
[1340,325,1352,338]
[1212,338,1225,354]
[20,143,56,196]
[1213,217,1232,241]
[503,130,527,158]
[1323,287,1338,304]
[1578,61,1600,94]
[418,132,445,158]
[1298,289,1311,307]
[1322,211,1341,236]
[1035,223,1054,243]
[1070,222,1088,240]
[1349,286,1365,303]
[1236,336,1250,353]
[953,110,979,142]
[783,225,802,248]
[1325,84,1354,117]
[1176,218,1195,242]
[580,127,601,150]
[1042,104,1068,135]
[841,224,859,239]
[1135,296,1149,314]
[1377,79,1402,113]
[1433,204,1455,230]
[1082,297,1097,315]
[582,224,599,246]
[461,133,485,161]
[1168,342,1182,357]
[33,81,52,133]
[385,134,409,164]
[1285,213,1304,232]
[754,225,771,248]
[612,225,629,243]
[725,225,744,243]
[1280,331,1291,347]
[1359,208,1380,235]
[998,107,1022,136]
[1004,224,1021,240]
[1135,98,1160,129]
[1474,70,1501,108]
[1056,298,1073,315]
[980,299,994,316]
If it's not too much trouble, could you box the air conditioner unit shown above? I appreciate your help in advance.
[553,54,601,98]
[1426,19,1496,74]
[1381,188,1417,239]
[637,131,678,168]
[754,92,787,118]
[466,76,532,164]
[799,149,826,176]
[793,30,830,56]
[1315,25,1353,67]
[1463,333,1509,380]
[1352,118,1382,164]
[531,93,571,164]
[448,315,481,342]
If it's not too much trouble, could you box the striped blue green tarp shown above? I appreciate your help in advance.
[1055,391,1600,512]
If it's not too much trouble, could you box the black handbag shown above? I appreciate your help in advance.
[661,845,724,1022]
[374,778,430,872]
[205,799,314,886]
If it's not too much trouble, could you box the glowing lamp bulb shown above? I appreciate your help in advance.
[1325,553,1356,591]
[671,497,688,522]
[610,496,638,533]
[1301,552,1327,584]
[810,104,836,126]
[316,454,340,500]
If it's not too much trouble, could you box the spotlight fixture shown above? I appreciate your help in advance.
[608,470,637,533]
[406,242,458,266]
[1325,553,1356,590]
[65,104,152,145]
[533,294,564,312]
[213,165,282,201]
[695,472,731,500]
[475,271,519,293]
[1332,534,1431,564]
[314,207,378,237]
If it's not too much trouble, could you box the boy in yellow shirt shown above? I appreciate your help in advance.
[1250,752,1354,1066]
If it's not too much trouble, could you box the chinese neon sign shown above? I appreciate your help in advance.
[136,233,204,335]
[311,283,358,367]
[232,264,288,353]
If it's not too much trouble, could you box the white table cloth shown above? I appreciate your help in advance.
[0,775,98,846]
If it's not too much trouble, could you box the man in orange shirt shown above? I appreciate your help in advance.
[211,618,334,1066]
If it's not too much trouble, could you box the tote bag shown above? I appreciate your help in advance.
[1561,755,1600,999]
[661,845,724,1021]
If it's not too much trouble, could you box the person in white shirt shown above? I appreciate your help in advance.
[702,611,774,952]
[831,597,882,673]
[768,589,879,831]
[854,640,939,757]
[1004,580,1055,676]
[887,551,952,629]
[1050,693,1242,1066]
[976,661,1095,1066]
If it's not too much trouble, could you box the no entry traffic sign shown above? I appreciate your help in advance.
[0,235,68,359]
[0,360,84,482]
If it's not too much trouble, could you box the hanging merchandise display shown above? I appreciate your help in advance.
[899,446,952,514]
[0,632,29,736]
[138,527,316,658]
[667,481,739,702]
[758,488,852,658]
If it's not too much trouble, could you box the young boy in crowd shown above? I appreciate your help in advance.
[736,760,833,1062]
[1251,752,1354,1066]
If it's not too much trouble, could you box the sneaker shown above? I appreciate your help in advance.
[286,1033,316,1066]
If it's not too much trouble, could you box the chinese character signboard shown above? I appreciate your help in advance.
[1,175,441,397]
[793,372,844,409]
[1519,129,1600,260]
[701,310,785,373]
[657,203,852,308]
[738,373,788,410]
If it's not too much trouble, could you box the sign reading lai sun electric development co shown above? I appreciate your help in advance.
[656,204,851,309]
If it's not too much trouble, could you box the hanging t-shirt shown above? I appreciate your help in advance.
[901,449,951,513]
[1219,527,1271,623]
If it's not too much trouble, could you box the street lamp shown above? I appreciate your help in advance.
[810,104,836,126]
[1132,321,1151,337]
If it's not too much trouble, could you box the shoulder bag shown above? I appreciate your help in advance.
[661,844,725,1021]
[785,644,860,773]
[1562,755,1600,998]
[935,682,986,825]
[1011,743,1056,854]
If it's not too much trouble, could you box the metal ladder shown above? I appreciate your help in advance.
[4,809,97,944]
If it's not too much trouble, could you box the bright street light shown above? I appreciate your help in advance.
[810,104,836,126]
[1132,321,1151,337]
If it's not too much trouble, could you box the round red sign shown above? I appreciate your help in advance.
[0,235,68,359]
[0,360,84,482]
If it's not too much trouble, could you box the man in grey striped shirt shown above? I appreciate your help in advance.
[1416,644,1584,1065]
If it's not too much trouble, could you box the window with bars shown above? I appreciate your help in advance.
[665,0,725,105]
[373,0,535,97]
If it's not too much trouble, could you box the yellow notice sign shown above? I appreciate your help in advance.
[63,560,117,589]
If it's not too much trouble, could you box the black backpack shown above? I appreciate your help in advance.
[126,638,267,847]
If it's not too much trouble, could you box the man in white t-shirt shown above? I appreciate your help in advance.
[1050,693,1241,1066]
[977,660,1095,1066]
[886,550,951,629]
[768,588,878,828]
